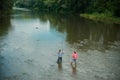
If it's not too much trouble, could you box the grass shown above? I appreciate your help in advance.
[80,13,120,24]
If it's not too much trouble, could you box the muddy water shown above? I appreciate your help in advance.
[0,12,120,80]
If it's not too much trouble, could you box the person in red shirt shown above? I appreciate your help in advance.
[71,51,78,67]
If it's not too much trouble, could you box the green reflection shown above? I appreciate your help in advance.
[37,13,120,50]
[0,13,11,78]
[0,16,11,37]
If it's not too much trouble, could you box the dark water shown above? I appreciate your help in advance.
[0,11,120,80]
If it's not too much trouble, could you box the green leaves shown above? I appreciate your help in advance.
[11,0,120,17]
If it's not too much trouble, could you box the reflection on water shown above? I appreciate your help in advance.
[58,63,62,71]
[72,67,77,75]
[0,12,120,80]
[1,12,120,51]
[0,15,11,79]
[38,13,120,51]
[0,16,11,52]
[0,16,11,36]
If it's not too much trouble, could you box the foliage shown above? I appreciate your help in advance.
[80,13,120,24]
[25,0,119,17]
[0,0,13,18]
[1,0,120,17]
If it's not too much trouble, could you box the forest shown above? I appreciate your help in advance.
[14,0,120,17]
[0,0,13,16]
[0,0,120,19]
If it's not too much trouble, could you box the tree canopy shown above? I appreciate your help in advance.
[1,0,120,17]
[0,0,13,16]
[18,0,119,17]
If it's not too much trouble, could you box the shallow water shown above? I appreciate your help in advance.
[0,12,120,80]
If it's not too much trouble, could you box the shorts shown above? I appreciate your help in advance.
[71,59,76,63]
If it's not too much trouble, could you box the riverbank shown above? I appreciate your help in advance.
[80,13,120,24]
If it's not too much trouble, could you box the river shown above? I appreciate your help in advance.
[0,11,120,80]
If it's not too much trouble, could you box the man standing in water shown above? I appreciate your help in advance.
[71,50,78,68]
[57,49,64,64]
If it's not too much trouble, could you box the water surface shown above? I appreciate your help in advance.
[0,12,120,80]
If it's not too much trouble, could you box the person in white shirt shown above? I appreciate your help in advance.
[57,49,64,64]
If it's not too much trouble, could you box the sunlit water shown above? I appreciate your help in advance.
[0,11,120,80]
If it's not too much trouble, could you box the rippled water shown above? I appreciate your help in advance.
[0,12,120,80]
